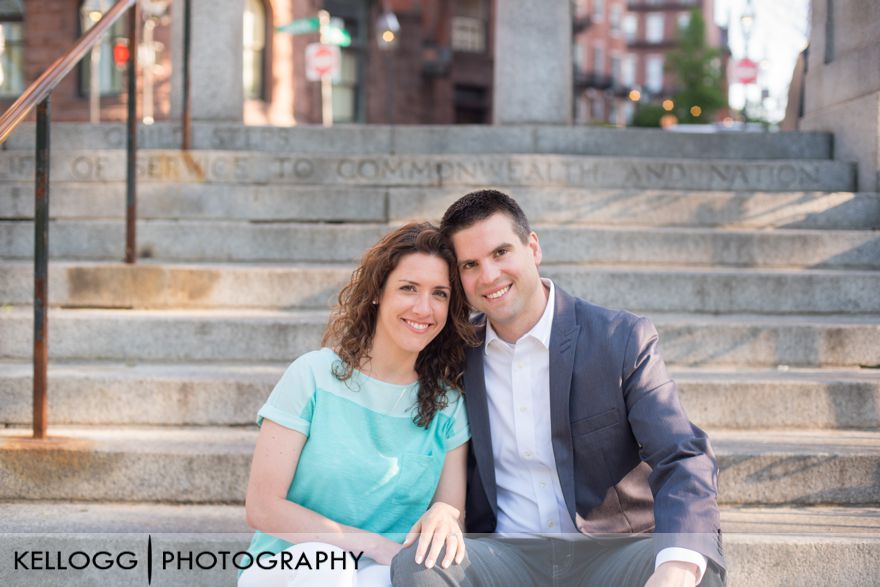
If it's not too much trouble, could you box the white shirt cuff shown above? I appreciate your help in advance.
[655,548,708,585]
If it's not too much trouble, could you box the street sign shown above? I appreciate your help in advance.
[277,16,319,35]
[325,19,352,47]
[731,58,759,85]
[306,43,341,81]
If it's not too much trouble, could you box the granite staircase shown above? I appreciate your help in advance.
[0,123,878,586]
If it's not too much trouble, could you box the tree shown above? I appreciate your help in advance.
[665,10,726,124]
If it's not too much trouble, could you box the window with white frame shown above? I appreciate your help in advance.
[646,14,664,43]
[646,55,664,93]
[78,0,126,96]
[573,42,585,71]
[0,3,24,98]
[623,14,637,42]
[678,12,691,31]
[610,5,622,36]
[621,54,636,87]
[453,0,487,53]
[592,0,604,21]
[611,54,621,83]
[593,45,604,75]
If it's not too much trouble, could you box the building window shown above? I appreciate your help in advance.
[610,5,622,36]
[453,0,487,53]
[243,0,267,100]
[592,45,604,75]
[678,12,691,31]
[646,55,664,93]
[332,50,358,123]
[0,4,24,98]
[79,0,126,96]
[573,43,585,71]
[646,14,664,43]
[611,54,621,84]
[622,55,635,87]
[591,96,605,121]
[623,14,637,43]
[592,0,604,22]
[451,17,485,53]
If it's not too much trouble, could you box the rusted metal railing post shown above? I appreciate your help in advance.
[33,97,51,440]
[182,0,192,150]
[125,0,139,264]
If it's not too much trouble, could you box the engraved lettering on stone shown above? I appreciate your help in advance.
[454,161,477,183]
[358,160,379,179]
[800,165,819,185]
[624,164,642,184]
[336,159,356,179]
[437,161,455,182]
[777,165,797,186]
[409,161,433,182]
[71,157,95,180]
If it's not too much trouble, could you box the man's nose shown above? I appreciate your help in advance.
[479,262,501,285]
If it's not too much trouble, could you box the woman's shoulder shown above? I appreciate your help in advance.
[437,384,466,415]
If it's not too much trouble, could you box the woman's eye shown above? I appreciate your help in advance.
[401,285,416,292]
[434,290,449,299]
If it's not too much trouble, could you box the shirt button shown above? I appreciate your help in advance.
[515,362,524,369]
[519,406,527,413]
[539,481,547,488]
[523,450,533,459]
[547,521,555,529]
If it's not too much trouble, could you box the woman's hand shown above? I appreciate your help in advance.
[366,536,404,566]
[402,501,465,569]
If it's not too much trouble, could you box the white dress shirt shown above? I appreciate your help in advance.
[483,279,708,583]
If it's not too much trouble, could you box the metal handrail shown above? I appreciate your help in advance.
[0,0,137,143]
[0,0,140,440]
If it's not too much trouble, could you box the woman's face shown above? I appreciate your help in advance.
[372,252,451,360]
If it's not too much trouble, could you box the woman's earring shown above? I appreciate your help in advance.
[372,300,378,305]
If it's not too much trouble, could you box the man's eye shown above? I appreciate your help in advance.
[495,248,508,257]
[462,262,476,270]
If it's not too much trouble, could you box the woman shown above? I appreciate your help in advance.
[239,223,477,587]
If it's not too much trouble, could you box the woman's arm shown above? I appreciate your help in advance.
[244,419,403,564]
[402,442,468,569]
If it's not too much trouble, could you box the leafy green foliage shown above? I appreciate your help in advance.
[666,10,727,123]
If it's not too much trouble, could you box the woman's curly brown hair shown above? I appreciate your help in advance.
[321,222,478,427]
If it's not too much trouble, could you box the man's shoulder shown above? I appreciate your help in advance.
[564,290,646,331]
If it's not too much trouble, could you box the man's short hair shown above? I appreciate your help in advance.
[440,189,531,243]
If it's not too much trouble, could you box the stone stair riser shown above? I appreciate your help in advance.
[2,223,878,268]
[2,263,880,314]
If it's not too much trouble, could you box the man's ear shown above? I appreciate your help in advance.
[528,232,542,266]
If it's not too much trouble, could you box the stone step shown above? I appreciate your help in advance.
[2,261,879,314]
[3,122,834,160]
[3,183,878,231]
[0,503,877,586]
[1,308,877,368]
[2,221,878,269]
[1,363,877,429]
[0,151,855,191]
[1,427,877,505]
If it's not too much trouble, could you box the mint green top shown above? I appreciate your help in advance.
[245,348,470,560]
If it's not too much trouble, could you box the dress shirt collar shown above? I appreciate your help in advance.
[485,278,555,350]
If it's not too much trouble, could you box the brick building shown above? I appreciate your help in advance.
[0,0,495,125]
[573,0,728,126]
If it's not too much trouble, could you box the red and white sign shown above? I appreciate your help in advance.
[306,43,341,81]
[731,58,759,85]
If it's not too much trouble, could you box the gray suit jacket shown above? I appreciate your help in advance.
[463,284,725,574]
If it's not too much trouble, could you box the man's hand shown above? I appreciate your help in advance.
[644,561,699,587]
[402,501,465,569]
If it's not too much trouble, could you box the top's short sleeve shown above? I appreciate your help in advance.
[257,353,318,436]
[442,391,470,451]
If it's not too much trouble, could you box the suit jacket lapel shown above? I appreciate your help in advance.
[464,326,498,516]
[549,285,580,522]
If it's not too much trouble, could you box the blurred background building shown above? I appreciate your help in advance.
[0,0,741,127]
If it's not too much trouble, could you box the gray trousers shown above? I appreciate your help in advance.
[390,536,724,587]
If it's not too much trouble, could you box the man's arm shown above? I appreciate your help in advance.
[620,316,723,574]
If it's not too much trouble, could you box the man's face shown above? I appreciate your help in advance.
[451,212,545,341]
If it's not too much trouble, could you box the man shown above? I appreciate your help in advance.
[392,190,725,586]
